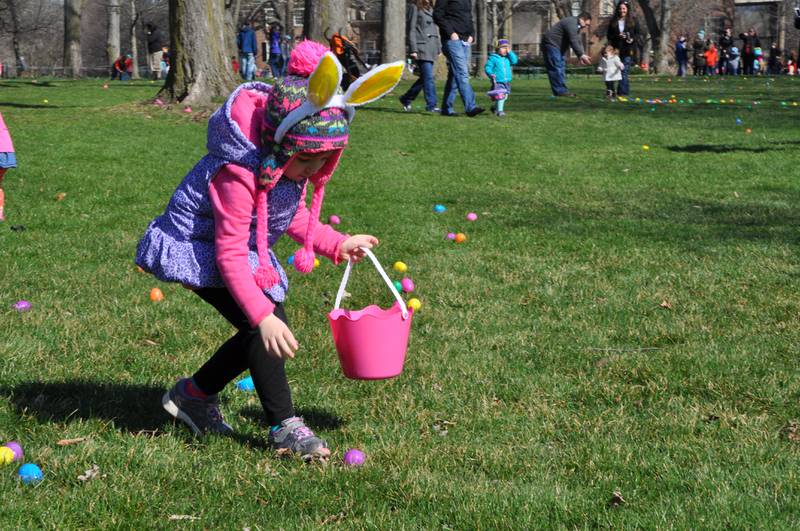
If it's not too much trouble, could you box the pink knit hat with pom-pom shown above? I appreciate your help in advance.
[252,40,350,288]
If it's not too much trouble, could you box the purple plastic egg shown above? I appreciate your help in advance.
[466,212,478,221]
[446,233,456,240]
[328,215,341,225]
[4,441,23,462]
[13,300,31,312]
[343,448,365,466]
[400,277,415,293]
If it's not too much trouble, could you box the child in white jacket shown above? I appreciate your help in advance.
[598,45,624,98]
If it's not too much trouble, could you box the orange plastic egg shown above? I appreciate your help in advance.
[150,288,164,302]
[454,233,467,244]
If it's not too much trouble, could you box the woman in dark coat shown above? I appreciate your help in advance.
[399,0,441,112]
[606,0,640,96]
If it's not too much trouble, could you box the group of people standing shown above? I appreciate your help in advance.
[677,27,795,77]
[236,21,294,82]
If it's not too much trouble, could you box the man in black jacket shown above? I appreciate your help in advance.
[739,28,761,75]
[145,23,167,79]
[433,0,484,117]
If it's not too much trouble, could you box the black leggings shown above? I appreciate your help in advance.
[191,288,294,426]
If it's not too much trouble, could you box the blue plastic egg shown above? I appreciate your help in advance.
[433,204,446,213]
[18,463,43,484]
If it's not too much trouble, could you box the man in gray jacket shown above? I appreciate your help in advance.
[541,12,592,97]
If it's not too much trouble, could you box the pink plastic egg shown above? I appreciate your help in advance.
[400,277,415,293]
[328,215,341,225]
[4,441,23,462]
[343,449,365,466]
[446,233,456,240]
[466,212,478,221]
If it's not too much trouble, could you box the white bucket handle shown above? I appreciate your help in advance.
[333,247,409,320]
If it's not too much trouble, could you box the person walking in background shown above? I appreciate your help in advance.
[145,23,167,79]
[767,42,782,75]
[540,12,592,97]
[704,42,718,76]
[692,31,706,76]
[483,39,517,116]
[399,0,441,113]
[237,21,258,81]
[597,44,624,99]
[739,28,760,75]
[727,45,740,75]
[433,0,484,116]
[606,1,639,96]
[112,55,125,80]
[280,35,293,77]
[718,28,734,75]
[268,24,282,78]
[675,35,688,77]
[123,54,134,80]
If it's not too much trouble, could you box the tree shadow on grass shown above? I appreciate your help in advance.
[0,380,168,433]
[0,102,60,109]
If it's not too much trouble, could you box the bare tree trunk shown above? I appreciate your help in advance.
[107,0,121,69]
[550,0,571,20]
[129,0,140,78]
[503,0,512,38]
[491,0,498,47]
[656,0,673,73]
[7,0,25,74]
[304,0,347,42]
[477,0,488,77]
[64,0,83,78]
[285,0,294,35]
[381,0,405,62]
[159,0,238,104]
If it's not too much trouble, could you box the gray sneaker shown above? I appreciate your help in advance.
[162,378,233,436]
[269,417,330,460]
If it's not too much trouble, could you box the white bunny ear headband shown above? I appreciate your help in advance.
[273,52,405,144]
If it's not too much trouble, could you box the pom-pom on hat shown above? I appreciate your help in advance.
[496,39,510,49]
[252,40,405,288]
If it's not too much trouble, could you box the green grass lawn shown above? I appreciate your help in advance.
[1,74,799,528]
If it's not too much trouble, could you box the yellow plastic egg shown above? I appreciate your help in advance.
[407,298,422,311]
[393,261,407,273]
[0,446,14,465]
[314,258,320,268]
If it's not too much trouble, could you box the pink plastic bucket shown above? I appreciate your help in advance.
[327,248,413,380]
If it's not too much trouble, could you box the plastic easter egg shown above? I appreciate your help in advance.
[236,376,254,391]
[454,233,467,244]
[642,145,650,151]
[433,204,446,213]
[5,441,23,462]
[343,449,365,466]
[149,288,164,302]
[735,118,742,125]
[0,447,14,465]
[466,212,478,221]
[446,233,456,240]
[13,300,31,312]
[183,107,192,113]
[43,99,48,104]
[393,261,407,273]
[393,280,403,292]
[328,215,341,225]
[314,258,320,268]
[18,463,43,484]
[400,277,415,293]
[287,255,295,265]
[407,298,421,311]
[745,128,752,134]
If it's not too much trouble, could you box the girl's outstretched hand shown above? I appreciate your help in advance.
[258,313,299,359]
[339,235,379,263]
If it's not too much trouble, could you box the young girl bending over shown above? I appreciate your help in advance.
[136,41,403,459]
